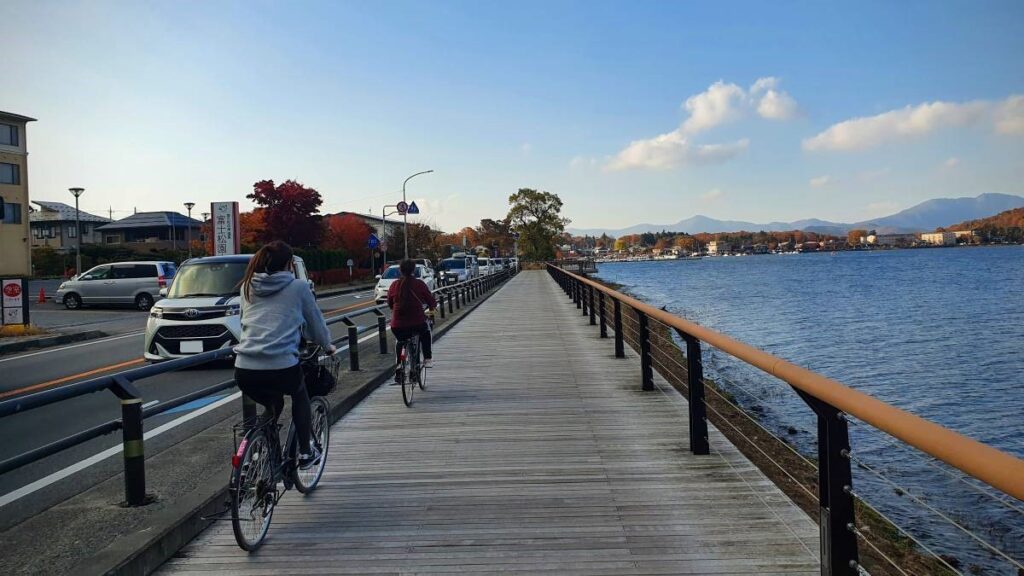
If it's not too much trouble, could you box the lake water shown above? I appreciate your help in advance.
[595,246,1024,574]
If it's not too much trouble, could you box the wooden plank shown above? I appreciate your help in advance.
[158,271,818,574]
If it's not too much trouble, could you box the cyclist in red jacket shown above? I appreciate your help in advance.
[387,259,438,367]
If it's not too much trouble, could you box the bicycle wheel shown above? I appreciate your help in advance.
[418,352,427,391]
[231,431,276,551]
[294,397,330,493]
[401,348,415,407]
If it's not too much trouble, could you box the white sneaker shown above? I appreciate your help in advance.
[424,358,434,368]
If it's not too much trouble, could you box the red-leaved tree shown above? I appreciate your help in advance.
[247,180,324,247]
[324,213,372,261]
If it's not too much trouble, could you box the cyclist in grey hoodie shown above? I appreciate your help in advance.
[234,241,334,469]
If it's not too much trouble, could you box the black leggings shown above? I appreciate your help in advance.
[392,323,432,361]
[235,364,312,453]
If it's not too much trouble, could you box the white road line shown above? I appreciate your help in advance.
[0,391,242,508]
[142,400,160,409]
[318,290,372,301]
[0,332,145,364]
[0,329,381,508]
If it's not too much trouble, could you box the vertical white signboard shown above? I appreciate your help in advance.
[212,202,240,256]
[2,279,26,325]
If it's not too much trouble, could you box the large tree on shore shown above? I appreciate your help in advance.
[247,179,324,247]
[506,188,570,261]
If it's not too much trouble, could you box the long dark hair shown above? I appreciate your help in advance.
[240,241,294,302]
[396,259,416,307]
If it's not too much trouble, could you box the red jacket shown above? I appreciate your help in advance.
[388,277,437,328]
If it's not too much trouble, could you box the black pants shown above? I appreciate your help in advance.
[392,323,432,361]
[235,364,312,453]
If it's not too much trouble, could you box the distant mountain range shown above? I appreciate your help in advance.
[569,193,1024,236]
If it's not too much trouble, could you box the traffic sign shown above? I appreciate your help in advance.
[407,201,420,215]
[368,234,380,249]
[396,201,409,215]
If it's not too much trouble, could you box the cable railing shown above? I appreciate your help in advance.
[0,268,515,507]
[547,264,1024,576]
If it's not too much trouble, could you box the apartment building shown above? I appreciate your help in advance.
[0,111,36,276]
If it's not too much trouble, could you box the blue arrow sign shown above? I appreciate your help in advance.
[368,234,380,249]
[407,201,420,215]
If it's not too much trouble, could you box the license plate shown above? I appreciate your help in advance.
[179,340,203,353]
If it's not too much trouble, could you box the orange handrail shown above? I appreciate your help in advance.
[550,265,1024,501]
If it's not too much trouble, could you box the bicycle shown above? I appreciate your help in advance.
[229,344,339,551]
[395,312,434,407]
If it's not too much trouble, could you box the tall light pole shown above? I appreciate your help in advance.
[402,169,433,259]
[184,202,195,259]
[69,187,84,275]
[382,205,400,272]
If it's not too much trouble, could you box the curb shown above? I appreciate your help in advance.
[80,274,514,576]
[0,330,108,356]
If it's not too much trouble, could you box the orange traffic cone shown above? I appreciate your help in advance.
[38,287,47,303]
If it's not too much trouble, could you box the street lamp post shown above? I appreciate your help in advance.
[401,170,433,259]
[184,202,195,259]
[68,187,85,276]
[381,205,400,272]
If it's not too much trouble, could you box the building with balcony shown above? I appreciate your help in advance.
[30,201,111,251]
[0,111,36,276]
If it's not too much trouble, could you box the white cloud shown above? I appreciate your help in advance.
[944,157,960,169]
[994,95,1024,135]
[607,77,795,171]
[606,131,748,171]
[809,175,831,188]
[804,95,1023,151]
[701,188,724,202]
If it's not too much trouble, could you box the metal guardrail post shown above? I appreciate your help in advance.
[637,312,653,391]
[343,319,360,371]
[111,375,149,506]
[448,290,455,313]
[575,280,582,309]
[438,292,446,319]
[588,285,596,325]
[377,314,388,354]
[679,332,710,455]
[795,391,860,575]
[613,298,625,358]
[598,291,607,338]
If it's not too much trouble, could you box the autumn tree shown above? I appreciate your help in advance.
[239,209,267,251]
[847,228,868,246]
[247,179,324,247]
[506,189,570,261]
[325,213,373,261]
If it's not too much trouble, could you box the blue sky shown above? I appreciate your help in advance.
[4,0,1023,231]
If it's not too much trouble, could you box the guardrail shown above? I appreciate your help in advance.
[0,268,515,506]
[547,264,1024,576]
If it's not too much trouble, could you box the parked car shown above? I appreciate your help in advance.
[57,261,176,311]
[477,256,495,276]
[509,257,519,271]
[144,254,312,361]
[374,264,436,303]
[438,254,480,285]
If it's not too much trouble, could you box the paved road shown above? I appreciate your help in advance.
[0,287,379,513]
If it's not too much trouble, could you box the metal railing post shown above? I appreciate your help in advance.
[613,298,625,358]
[344,320,360,371]
[598,291,607,338]
[637,312,653,391]
[449,290,455,313]
[680,332,710,455]
[439,293,446,319]
[575,280,582,309]
[796,391,860,575]
[588,285,596,325]
[111,375,148,506]
[377,314,388,354]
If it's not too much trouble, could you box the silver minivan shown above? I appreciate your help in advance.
[56,261,176,310]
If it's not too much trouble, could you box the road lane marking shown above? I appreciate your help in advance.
[317,290,373,301]
[0,358,146,400]
[0,391,243,509]
[324,300,376,316]
[0,330,383,508]
[0,332,144,364]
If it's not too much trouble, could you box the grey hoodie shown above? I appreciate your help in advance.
[234,272,333,370]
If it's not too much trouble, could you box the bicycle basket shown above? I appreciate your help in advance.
[305,353,340,397]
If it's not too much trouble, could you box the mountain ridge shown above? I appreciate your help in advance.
[568,193,1024,236]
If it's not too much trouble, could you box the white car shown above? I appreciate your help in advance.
[144,254,313,361]
[477,257,494,276]
[374,264,436,303]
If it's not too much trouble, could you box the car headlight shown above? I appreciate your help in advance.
[58,282,67,290]
[150,306,163,319]
[224,306,241,316]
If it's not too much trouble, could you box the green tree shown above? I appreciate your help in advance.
[506,188,570,261]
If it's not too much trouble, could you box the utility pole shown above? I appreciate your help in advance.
[184,202,195,259]
[69,188,85,275]
[401,169,433,259]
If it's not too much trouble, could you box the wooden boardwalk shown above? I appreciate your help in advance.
[160,271,819,575]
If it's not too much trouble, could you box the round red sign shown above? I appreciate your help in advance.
[3,283,21,298]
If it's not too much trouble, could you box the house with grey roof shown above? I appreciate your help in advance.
[96,211,202,249]
[30,200,111,252]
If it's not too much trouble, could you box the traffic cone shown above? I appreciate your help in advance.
[38,287,47,303]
